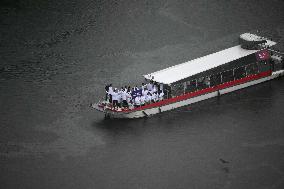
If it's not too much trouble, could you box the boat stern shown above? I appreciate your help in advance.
[90,102,106,112]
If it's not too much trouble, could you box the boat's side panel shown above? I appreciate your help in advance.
[107,70,284,118]
[220,70,284,96]
[106,109,146,119]
[161,70,283,115]
[220,75,270,95]
[117,70,284,118]
[160,91,219,112]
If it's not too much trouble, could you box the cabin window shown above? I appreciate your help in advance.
[222,69,234,83]
[246,62,259,75]
[272,59,283,71]
[204,76,210,87]
[258,60,270,72]
[186,79,197,93]
[210,73,222,86]
[234,66,246,80]
[164,85,171,99]
[183,82,187,94]
[171,83,184,96]
[186,81,191,89]
[197,77,207,90]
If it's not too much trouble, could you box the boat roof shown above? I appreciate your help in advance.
[144,33,276,85]
[240,33,276,47]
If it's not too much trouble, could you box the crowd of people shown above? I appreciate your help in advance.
[105,81,165,110]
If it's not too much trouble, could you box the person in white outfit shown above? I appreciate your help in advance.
[112,89,119,110]
[145,92,152,104]
[147,82,153,91]
[117,89,122,107]
[159,90,164,101]
[142,88,148,96]
[121,90,128,108]
[152,84,157,93]
[126,92,132,104]
[140,95,145,106]
[108,84,114,103]
[141,83,147,90]
[120,87,125,106]
[151,92,157,103]
[134,95,141,108]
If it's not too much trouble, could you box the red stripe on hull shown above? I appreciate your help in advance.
[114,70,272,113]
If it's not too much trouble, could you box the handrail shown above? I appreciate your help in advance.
[268,48,284,56]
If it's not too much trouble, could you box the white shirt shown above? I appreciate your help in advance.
[152,85,157,93]
[128,102,134,109]
[142,89,148,96]
[152,93,157,102]
[147,83,153,91]
[121,91,127,101]
[134,96,141,106]
[117,90,122,102]
[126,92,132,103]
[145,94,151,103]
[140,95,145,104]
[112,92,119,101]
[159,91,164,100]
[142,84,147,90]
[108,86,113,94]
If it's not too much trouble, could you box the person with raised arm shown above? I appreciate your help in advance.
[112,88,119,110]
[108,84,113,103]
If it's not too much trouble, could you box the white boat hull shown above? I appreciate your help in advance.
[93,70,284,119]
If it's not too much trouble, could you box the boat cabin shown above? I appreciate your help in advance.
[144,33,278,99]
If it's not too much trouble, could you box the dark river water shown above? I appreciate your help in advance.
[1,0,284,188]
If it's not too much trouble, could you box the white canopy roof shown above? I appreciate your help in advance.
[240,33,276,47]
[144,34,276,85]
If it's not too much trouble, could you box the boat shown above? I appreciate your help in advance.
[91,33,284,118]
